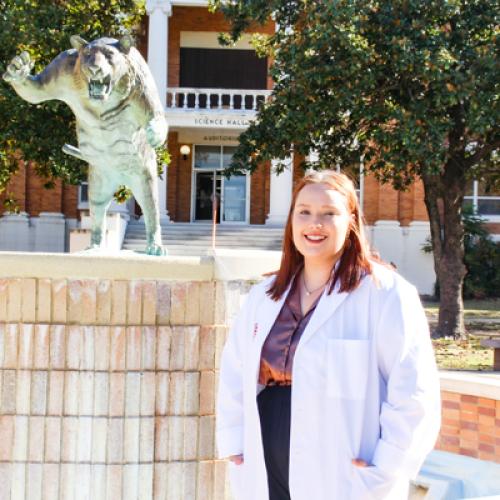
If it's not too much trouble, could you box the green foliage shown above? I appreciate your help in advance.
[156,146,172,180]
[210,0,498,183]
[0,0,146,199]
[113,185,133,204]
[212,0,498,336]
[462,209,500,299]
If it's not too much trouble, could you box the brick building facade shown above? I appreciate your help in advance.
[0,0,498,294]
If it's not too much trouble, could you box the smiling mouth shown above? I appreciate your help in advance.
[88,76,112,100]
[305,234,327,242]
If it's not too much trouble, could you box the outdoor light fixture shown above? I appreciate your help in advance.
[180,145,191,160]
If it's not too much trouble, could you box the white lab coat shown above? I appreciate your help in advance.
[216,262,441,500]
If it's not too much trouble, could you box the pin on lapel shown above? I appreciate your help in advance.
[252,323,259,339]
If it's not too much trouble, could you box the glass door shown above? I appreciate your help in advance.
[222,175,246,222]
[194,171,221,222]
[221,146,247,223]
[192,145,247,223]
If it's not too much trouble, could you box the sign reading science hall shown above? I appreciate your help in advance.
[166,111,255,130]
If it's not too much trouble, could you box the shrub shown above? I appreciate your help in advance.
[422,207,500,299]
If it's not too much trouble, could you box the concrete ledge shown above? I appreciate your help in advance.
[0,249,283,282]
[212,248,281,281]
[416,450,500,499]
[0,251,214,281]
[439,370,500,400]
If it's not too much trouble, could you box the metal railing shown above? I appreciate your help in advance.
[166,87,272,111]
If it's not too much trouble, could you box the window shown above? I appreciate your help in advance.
[464,180,500,219]
[180,48,268,90]
[78,182,89,209]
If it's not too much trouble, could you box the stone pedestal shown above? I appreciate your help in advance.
[369,221,436,295]
[0,212,31,251]
[70,213,129,252]
[33,212,66,252]
[404,221,435,295]
[371,220,402,267]
[0,252,260,500]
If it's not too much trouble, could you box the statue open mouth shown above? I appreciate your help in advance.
[88,76,112,100]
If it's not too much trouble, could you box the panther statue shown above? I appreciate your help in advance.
[3,35,168,255]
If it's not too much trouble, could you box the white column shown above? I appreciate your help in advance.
[146,0,171,108]
[146,0,171,223]
[266,156,293,226]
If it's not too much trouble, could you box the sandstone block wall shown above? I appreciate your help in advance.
[0,276,248,500]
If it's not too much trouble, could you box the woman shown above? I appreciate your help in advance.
[216,170,441,500]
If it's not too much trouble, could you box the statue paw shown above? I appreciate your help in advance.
[3,51,34,83]
[146,117,167,148]
[146,244,167,256]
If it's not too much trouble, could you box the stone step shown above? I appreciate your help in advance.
[126,227,283,236]
[124,242,281,250]
[123,223,284,252]
[126,234,283,241]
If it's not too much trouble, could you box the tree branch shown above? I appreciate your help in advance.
[465,140,500,168]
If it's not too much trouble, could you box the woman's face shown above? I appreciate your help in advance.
[292,183,352,267]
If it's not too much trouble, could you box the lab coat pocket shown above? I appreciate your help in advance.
[351,464,401,500]
[326,339,369,399]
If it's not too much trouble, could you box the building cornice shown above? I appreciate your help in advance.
[146,0,172,15]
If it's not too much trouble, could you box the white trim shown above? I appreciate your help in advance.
[180,31,255,50]
[439,370,500,401]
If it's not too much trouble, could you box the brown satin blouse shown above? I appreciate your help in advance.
[258,275,321,386]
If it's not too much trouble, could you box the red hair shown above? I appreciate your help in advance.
[267,170,374,301]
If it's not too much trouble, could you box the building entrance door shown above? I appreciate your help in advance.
[192,145,248,223]
[194,171,221,222]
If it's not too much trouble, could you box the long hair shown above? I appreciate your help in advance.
[267,170,374,301]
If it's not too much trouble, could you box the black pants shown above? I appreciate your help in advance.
[257,385,292,500]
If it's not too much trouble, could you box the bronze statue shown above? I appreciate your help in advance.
[3,35,167,255]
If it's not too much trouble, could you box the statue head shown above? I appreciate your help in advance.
[70,35,135,101]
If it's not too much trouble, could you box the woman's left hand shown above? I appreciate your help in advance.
[351,458,368,467]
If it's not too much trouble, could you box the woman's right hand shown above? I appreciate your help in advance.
[228,454,244,465]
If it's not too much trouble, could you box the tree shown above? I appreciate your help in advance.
[211,0,499,339]
[0,0,145,204]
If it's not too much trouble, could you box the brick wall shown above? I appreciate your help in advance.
[249,161,270,225]
[0,273,244,499]
[167,7,275,89]
[362,173,428,226]
[0,159,79,219]
[167,132,193,222]
[436,390,500,463]
[0,160,26,216]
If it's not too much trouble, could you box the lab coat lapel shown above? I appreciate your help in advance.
[299,283,348,347]
[253,282,290,347]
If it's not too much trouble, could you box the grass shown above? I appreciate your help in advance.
[423,298,500,319]
[433,335,494,371]
[422,299,499,370]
